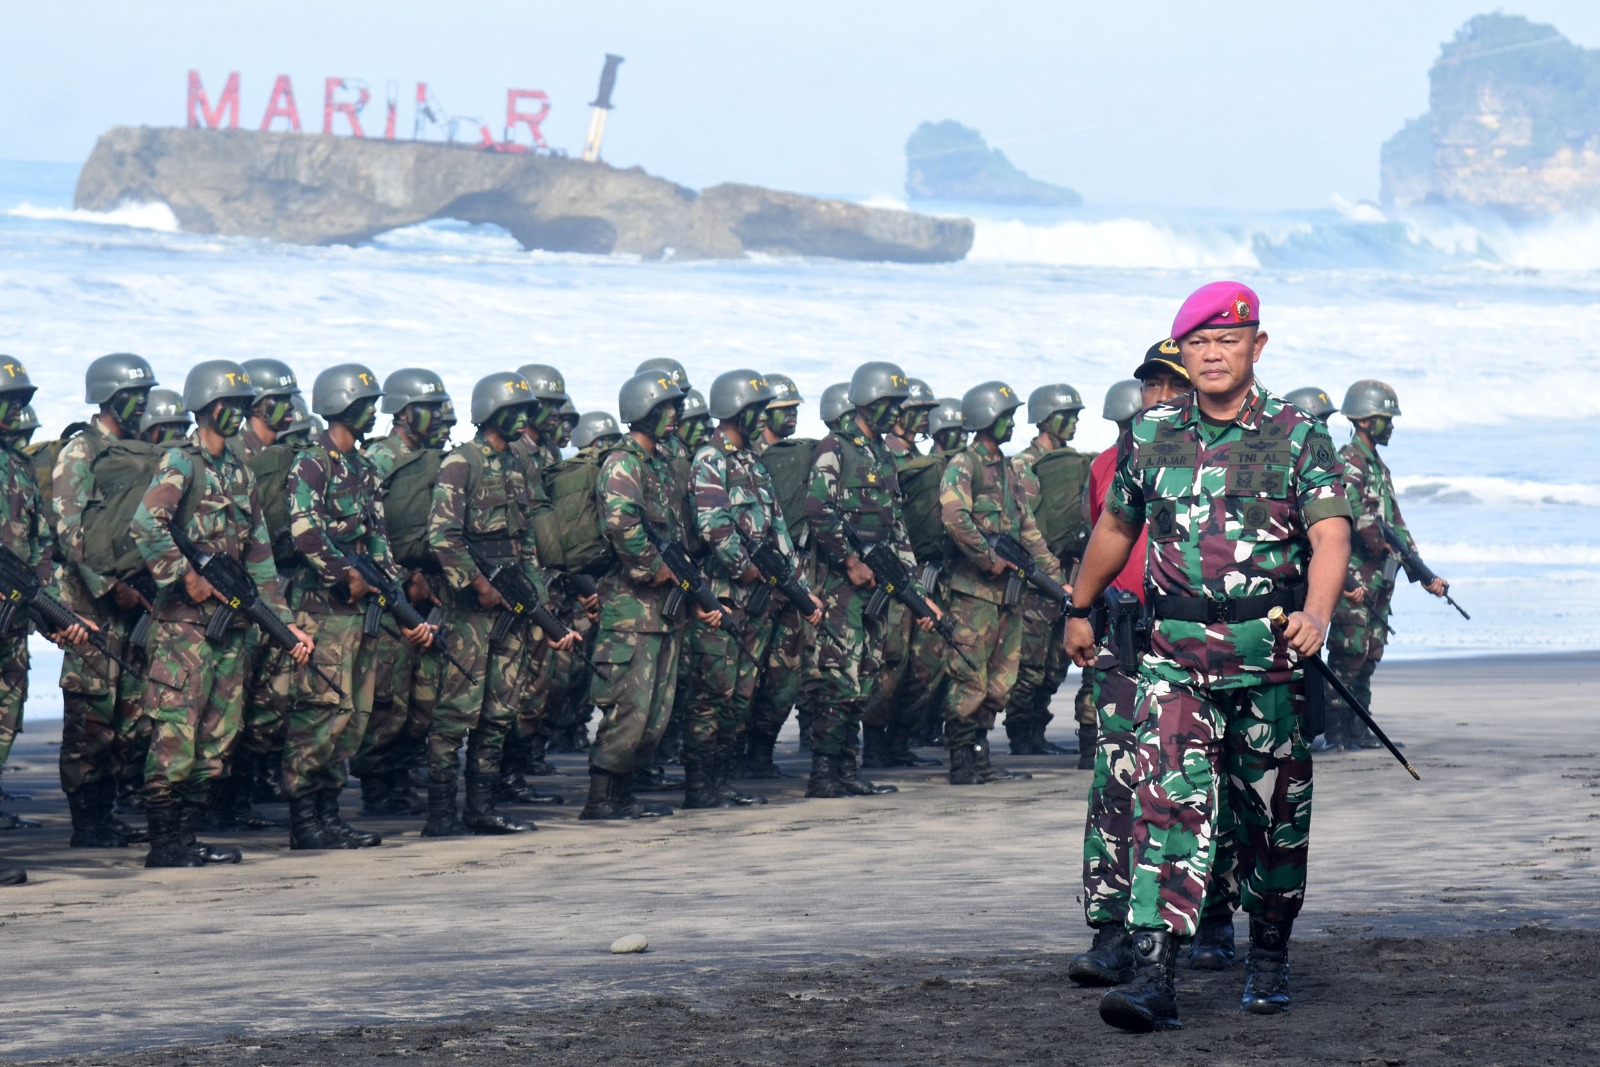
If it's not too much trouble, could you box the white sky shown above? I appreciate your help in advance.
[4,1,1599,210]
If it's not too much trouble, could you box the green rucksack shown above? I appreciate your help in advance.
[376,447,445,570]
[1030,447,1093,562]
[81,440,201,581]
[247,442,302,566]
[757,437,818,544]
[23,421,90,528]
[896,452,951,565]
[541,449,616,576]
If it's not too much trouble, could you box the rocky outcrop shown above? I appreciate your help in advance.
[74,126,973,263]
[905,120,1080,207]
[1381,14,1600,215]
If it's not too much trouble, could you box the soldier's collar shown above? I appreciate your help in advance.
[1173,380,1268,431]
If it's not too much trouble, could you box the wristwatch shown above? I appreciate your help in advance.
[1064,601,1093,620]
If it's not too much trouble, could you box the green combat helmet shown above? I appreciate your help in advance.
[677,387,713,449]
[849,361,911,432]
[381,368,450,413]
[0,357,37,432]
[635,357,691,390]
[86,352,158,436]
[184,360,257,438]
[819,382,852,429]
[139,388,191,441]
[573,411,623,450]
[311,363,383,419]
[619,370,687,426]
[1285,386,1338,421]
[904,378,937,410]
[1102,379,1145,425]
[281,394,319,443]
[471,372,534,426]
[518,364,570,404]
[1340,380,1401,420]
[1027,383,1084,424]
[928,396,967,451]
[960,380,1023,433]
[709,369,774,440]
[557,399,580,446]
[1,403,40,447]
[765,373,802,408]
[240,358,301,400]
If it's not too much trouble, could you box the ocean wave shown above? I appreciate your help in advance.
[1396,475,1600,508]
[1422,542,1600,565]
[6,200,180,232]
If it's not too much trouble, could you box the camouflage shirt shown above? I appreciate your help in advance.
[1340,434,1413,575]
[884,432,921,458]
[1106,380,1352,690]
[131,437,290,626]
[1010,439,1052,515]
[1,442,55,606]
[51,418,120,603]
[595,436,682,633]
[288,430,392,610]
[427,430,544,598]
[692,426,799,599]
[805,426,919,576]
[363,430,417,484]
[230,423,274,464]
[941,438,1061,602]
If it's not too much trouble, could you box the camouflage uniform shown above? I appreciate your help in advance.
[1104,382,1349,936]
[686,426,799,771]
[587,437,687,776]
[0,439,56,774]
[1327,434,1405,740]
[283,431,388,799]
[652,434,697,769]
[860,433,918,734]
[1004,438,1080,748]
[939,439,1061,750]
[131,439,289,806]
[802,428,920,757]
[425,432,544,784]
[505,434,564,764]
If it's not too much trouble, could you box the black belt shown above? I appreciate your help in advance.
[1149,584,1303,624]
[465,536,519,560]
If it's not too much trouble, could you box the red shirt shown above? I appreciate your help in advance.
[1090,444,1146,602]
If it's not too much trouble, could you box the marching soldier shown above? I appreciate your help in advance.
[939,381,1063,784]
[1066,282,1351,1030]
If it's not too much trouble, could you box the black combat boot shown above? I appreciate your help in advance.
[1098,929,1182,1032]
[620,771,674,817]
[315,788,382,848]
[1068,923,1137,986]
[389,767,429,815]
[834,753,897,796]
[738,729,789,779]
[226,757,286,829]
[526,733,558,777]
[860,725,893,769]
[97,778,143,842]
[0,770,30,802]
[632,764,684,792]
[143,801,204,868]
[1033,719,1070,755]
[580,768,639,820]
[497,764,565,805]
[178,799,242,864]
[1006,719,1044,756]
[67,785,126,848]
[288,793,349,850]
[1189,912,1237,970]
[0,778,40,828]
[420,777,469,837]
[1310,702,1348,753]
[1077,725,1097,770]
[804,751,849,798]
[682,756,735,810]
[0,864,25,885]
[795,705,815,755]
[886,723,941,767]
[358,774,401,817]
[463,772,533,833]
[947,743,980,785]
[1240,918,1293,1014]
[253,751,288,804]
[715,744,766,806]
[973,732,1030,782]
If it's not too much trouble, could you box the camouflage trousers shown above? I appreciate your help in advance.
[588,626,683,776]
[284,610,376,799]
[803,567,893,757]
[1125,674,1311,936]
[748,603,808,740]
[242,631,296,761]
[899,579,952,737]
[942,591,1023,748]
[140,619,249,805]
[684,601,771,760]
[0,635,27,767]
[353,626,440,780]
[1001,590,1073,740]
[861,601,913,729]
[58,604,136,794]
[1327,586,1393,738]
[428,600,530,782]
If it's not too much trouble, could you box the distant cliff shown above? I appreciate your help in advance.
[905,120,1080,207]
[1381,14,1600,215]
[75,127,974,263]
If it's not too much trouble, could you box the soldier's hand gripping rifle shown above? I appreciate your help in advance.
[746,533,846,645]
[643,525,740,636]
[165,525,343,697]
[987,532,1071,612]
[1379,520,1469,620]
[1343,573,1396,636]
[344,552,477,684]
[0,545,143,679]
[1268,606,1419,780]
[465,542,605,676]
[832,512,977,673]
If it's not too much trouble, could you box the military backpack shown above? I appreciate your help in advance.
[81,440,202,581]
[540,449,617,575]
[22,421,90,527]
[376,447,445,570]
[1030,447,1093,562]
[896,452,951,564]
[247,442,301,567]
[757,437,818,546]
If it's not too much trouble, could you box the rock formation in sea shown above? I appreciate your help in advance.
[904,120,1080,207]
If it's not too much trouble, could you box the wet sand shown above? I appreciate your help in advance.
[0,652,1595,1065]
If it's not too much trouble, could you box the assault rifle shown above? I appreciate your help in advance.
[745,533,845,644]
[165,525,343,696]
[1379,520,1469,620]
[987,532,1070,612]
[831,511,977,673]
[344,552,477,684]
[465,543,604,676]
[1344,574,1396,636]
[1268,606,1419,781]
[0,545,143,679]
[643,526,739,636]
